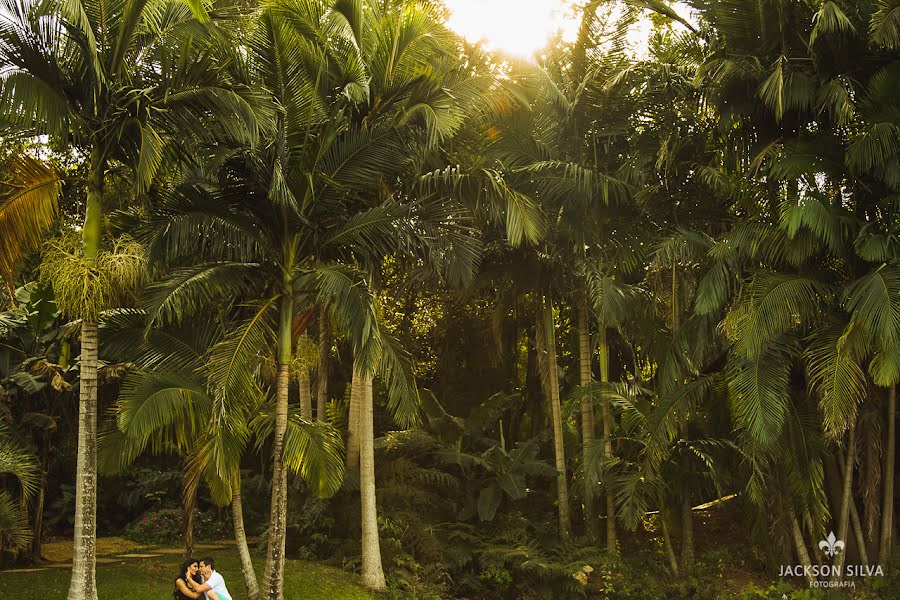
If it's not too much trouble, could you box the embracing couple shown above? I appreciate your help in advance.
[174,556,232,600]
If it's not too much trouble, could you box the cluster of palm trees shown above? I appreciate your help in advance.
[0,0,897,597]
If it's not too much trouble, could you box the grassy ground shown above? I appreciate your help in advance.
[0,548,374,600]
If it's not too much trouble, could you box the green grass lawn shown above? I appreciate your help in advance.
[0,549,374,600]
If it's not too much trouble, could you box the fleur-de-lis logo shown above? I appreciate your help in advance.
[818,531,845,558]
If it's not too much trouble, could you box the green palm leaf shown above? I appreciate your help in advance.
[0,156,62,284]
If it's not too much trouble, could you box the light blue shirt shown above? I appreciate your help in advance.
[204,571,232,600]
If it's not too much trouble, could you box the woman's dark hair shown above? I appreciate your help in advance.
[177,557,199,581]
[174,557,201,600]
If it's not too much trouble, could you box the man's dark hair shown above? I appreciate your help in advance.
[201,557,215,571]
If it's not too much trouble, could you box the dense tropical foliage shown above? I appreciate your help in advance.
[0,0,897,598]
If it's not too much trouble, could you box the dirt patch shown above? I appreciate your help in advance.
[42,536,145,562]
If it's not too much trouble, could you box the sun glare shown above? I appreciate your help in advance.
[444,0,579,58]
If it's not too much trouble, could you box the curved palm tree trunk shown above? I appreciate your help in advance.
[597,327,616,552]
[660,507,679,575]
[577,300,598,540]
[536,297,571,540]
[31,430,50,562]
[346,365,362,470]
[232,476,259,599]
[261,293,293,600]
[835,423,857,578]
[359,371,385,590]
[67,151,104,600]
[880,384,896,565]
[317,306,330,422]
[184,497,195,557]
[790,511,817,587]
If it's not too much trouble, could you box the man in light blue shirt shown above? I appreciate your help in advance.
[192,556,232,600]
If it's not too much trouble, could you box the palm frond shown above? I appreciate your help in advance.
[0,156,62,283]
[870,0,900,49]
[843,263,900,352]
[204,297,277,408]
[804,323,867,436]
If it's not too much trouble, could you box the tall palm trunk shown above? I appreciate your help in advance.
[838,451,869,567]
[346,365,362,470]
[880,384,896,565]
[525,331,543,437]
[184,498,195,557]
[67,150,104,600]
[317,306,330,422]
[597,327,616,552]
[183,479,198,557]
[836,423,857,577]
[69,322,98,599]
[790,511,817,587]
[232,475,259,599]
[577,300,597,540]
[299,370,312,419]
[299,332,313,420]
[661,507,679,575]
[359,371,385,590]
[536,297,571,540]
[261,291,292,600]
[31,471,46,561]
[31,430,49,562]
[680,494,694,571]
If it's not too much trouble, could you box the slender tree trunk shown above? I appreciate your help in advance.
[359,371,386,590]
[597,327,616,552]
[880,384,896,565]
[317,306,329,423]
[536,297,571,540]
[525,330,543,437]
[680,494,694,572]
[861,412,880,556]
[824,455,844,529]
[67,149,104,600]
[850,492,869,567]
[661,508,679,575]
[261,292,293,600]
[836,423,857,576]
[184,502,195,557]
[30,466,46,562]
[68,321,99,600]
[790,511,817,587]
[578,299,598,540]
[838,451,869,567]
[232,477,259,600]
[299,333,313,420]
[299,370,312,420]
[346,365,362,470]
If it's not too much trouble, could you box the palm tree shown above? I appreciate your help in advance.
[626,0,898,571]
[0,0,258,595]
[137,5,480,594]
[99,308,346,597]
[0,423,39,553]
